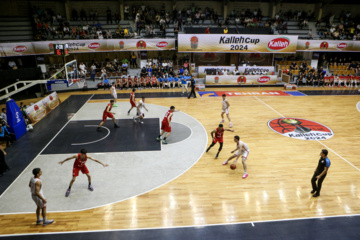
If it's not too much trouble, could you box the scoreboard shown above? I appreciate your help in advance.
[54,43,69,56]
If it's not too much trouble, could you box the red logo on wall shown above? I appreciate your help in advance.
[320,42,328,49]
[267,38,290,51]
[268,118,334,140]
[119,41,124,49]
[156,41,168,48]
[337,43,347,49]
[257,76,270,83]
[88,43,100,49]
[136,40,147,48]
[237,76,247,83]
[13,46,27,52]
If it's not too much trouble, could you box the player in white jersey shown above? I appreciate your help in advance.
[110,83,118,107]
[133,97,148,124]
[222,136,249,179]
[29,168,54,226]
[221,94,233,128]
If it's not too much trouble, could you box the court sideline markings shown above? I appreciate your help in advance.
[1,213,360,237]
[253,96,360,172]
[0,95,94,199]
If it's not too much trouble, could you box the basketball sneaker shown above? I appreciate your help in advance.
[222,160,228,165]
[133,117,137,122]
[220,119,224,123]
[43,220,54,226]
[114,124,120,128]
[242,173,248,179]
[88,185,94,191]
[36,219,43,225]
[113,104,118,107]
[162,139,168,144]
[65,189,71,197]
[229,123,233,128]
[215,153,219,158]
[140,121,144,124]
[156,137,162,141]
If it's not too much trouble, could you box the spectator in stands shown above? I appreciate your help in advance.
[0,109,6,122]
[106,8,112,24]
[100,67,107,80]
[115,11,120,24]
[130,53,137,69]
[79,62,87,74]
[122,62,128,75]
[103,78,110,90]
[8,60,16,70]
[0,144,9,177]
[224,27,228,34]
[0,122,15,148]
[174,25,179,38]
[205,27,210,34]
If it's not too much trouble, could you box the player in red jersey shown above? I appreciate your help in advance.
[145,76,151,88]
[120,76,127,89]
[151,76,157,88]
[128,88,136,115]
[156,106,179,144]
[206,124,234,158]
[127,76,133,88]
[96,100,119,131]
[140,76,146,88]
[59,149,109,197]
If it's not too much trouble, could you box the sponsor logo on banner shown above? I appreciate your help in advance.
[119,41,124,49]
[337,43,347,49]
[237,76,247,83]
[190,36,199,49]
[137,40,146,48]
[268,118,334,140]
[199,91,290,97]
[267,37,290,51]
[88,42,100,49]
[13,46,27,52]
[320,42,328,49]
[156,41,168,48]
[305,41,310,49]
[257,76,270,83]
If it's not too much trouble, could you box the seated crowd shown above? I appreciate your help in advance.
[316,11,360,40]
[32,7,132,41]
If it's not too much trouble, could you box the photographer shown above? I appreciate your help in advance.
[0,118,16,147]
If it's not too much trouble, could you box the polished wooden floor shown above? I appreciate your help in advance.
[1,87,360,235]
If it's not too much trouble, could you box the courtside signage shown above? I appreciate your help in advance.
[198,91,291,97]
[178,34,298,53]
[268,118,334,140]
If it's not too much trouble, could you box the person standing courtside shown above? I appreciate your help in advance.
[311,149,331,197]
[188,76,196,98]
[29,168,54,226]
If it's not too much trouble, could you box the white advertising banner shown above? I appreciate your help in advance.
[205,75,278,85]
[178,34,298,53]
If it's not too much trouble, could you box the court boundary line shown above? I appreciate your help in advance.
[1,213,360,237]
[254,96,360,172]
[0,103,207,215]
[0,94,94,199]
[357,101,360,112]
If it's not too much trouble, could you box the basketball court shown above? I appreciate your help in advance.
[0,87,360,239]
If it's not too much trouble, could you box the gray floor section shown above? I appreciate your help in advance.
[0,102,207,214]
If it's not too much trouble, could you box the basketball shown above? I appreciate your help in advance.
[230,164,236,170]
